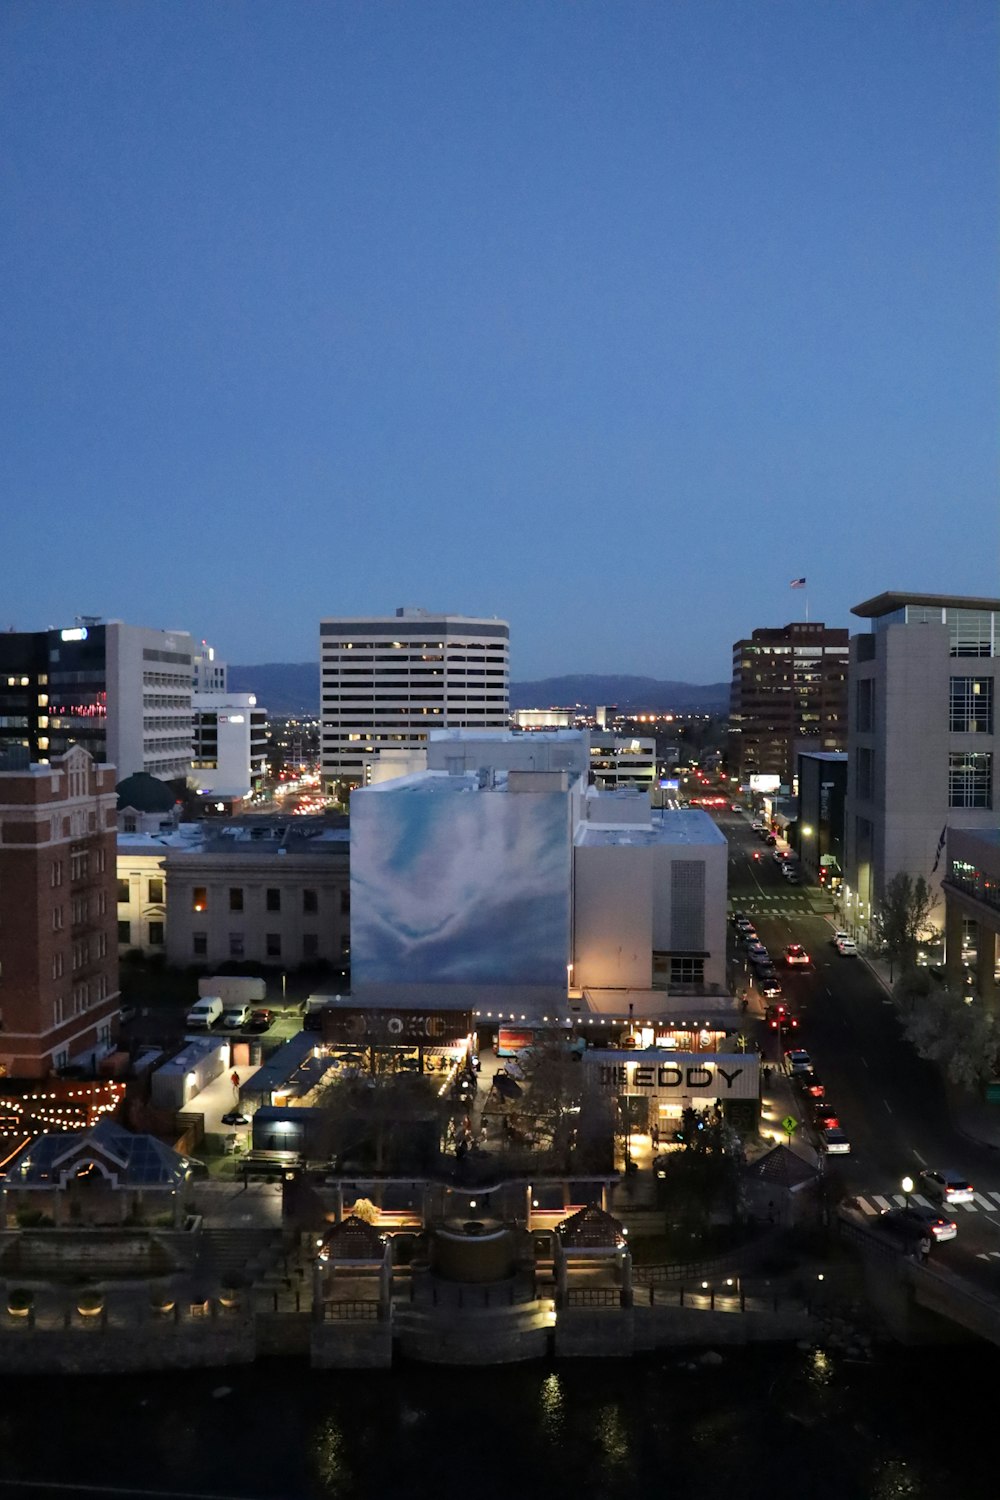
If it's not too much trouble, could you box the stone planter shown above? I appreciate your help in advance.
[77,1291,104,1318]
[150,1294,176,1316]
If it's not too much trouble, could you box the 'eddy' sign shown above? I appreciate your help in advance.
[586,1050,759,1101]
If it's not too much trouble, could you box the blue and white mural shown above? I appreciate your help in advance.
[350,784,572,988]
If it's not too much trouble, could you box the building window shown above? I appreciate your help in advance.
[117,920,131,944]
[340,889,350,916]
[228,887,244,912]
[302,888,318,915]
[855,746,874,801]
[948,752,993,808]
[117,878,130,904]
[266,933,281,958]
[123,814,137,833]
[54,1050,68,1070]
[949,677,993,735]
[54,996,65,1025]
[303,933,319,959]
[148,877,164,904]
[148,921,164,946]
[669,957,705,986]
[266,888,281,912]
[856,678,874,733]
[229,933,244,958]
[192,886,207,913]
[52,953,63,980]
[948,609,994,658]
[51,860,63,888]
[193,932,207,957]
[52,906,63,931]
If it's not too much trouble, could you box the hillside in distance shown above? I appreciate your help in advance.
[229,664,730,717]
[511,674,729,713]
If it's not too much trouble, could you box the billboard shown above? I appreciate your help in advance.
[322,1008,472,1046]
[350,785,572,988]
[749,774,781,794]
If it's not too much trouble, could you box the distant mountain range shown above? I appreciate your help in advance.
[229,663,729,718]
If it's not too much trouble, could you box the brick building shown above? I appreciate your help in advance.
[0,746,119,1078]
[729,621,849,786]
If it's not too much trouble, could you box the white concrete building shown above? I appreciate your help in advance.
[43,620,196,781]
[349,730,727,1015]
[589,733,657,791]
[320,607,510,790]
[844,591,1000,933]
[193,642,227,693]
[191,692,268,800]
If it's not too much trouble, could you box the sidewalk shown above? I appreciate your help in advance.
[832,909,1000,1154]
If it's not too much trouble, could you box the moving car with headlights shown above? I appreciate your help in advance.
[759,975,784,1000]
[819,1125,851,1155]
[881,1204,956,1243]
[919,1169,974,1206]
[834,935,858,956]
[784,943,810,967]
[798,1070,825,1100]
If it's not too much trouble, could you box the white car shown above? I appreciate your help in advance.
[221,1003,251,1028]
[784,944,810,967]
[819,1126,851,1155]
[831,930,850,945]
[783,1048,813,1077]
[834,935,858,956]
[919,1169,974,1206]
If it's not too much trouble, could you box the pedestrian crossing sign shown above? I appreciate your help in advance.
[782,1115,798,1135]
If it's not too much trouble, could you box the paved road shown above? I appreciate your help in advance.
[719,802,1000,1292]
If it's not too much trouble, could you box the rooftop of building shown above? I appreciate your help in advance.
[851,591,1000,619]
[118,812,350,856]
[796,750,849,763]
[575,806,726,848]
[360,767,578,797]
[430,728,584,744]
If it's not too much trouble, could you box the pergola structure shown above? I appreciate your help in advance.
[0,1118,190,1228]
[312,1213,392,1316]
[553,1202,632,1306]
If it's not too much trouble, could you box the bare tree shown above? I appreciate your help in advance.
[876,872,939,976]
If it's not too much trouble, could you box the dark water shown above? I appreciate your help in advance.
[0,1344,993,1500]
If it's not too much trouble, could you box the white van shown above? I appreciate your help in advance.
[186,996,223,1030]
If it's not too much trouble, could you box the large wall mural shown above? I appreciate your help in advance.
[350,785,572,987]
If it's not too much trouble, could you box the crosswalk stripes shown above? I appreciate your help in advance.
[976,1251,1000,1262]
[854,1190,1000,1218]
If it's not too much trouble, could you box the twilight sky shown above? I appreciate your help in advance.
[1,2,997,683]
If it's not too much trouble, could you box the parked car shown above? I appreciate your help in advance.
[221,1003,251,1029]
[782,868,800,884]
[746,941,769,961]
[819,1126,851,1155]
[834,935,858,956]
[186,996,223,1029]
[784,944,810,967]
[918,1169,974,1206]
[759,976,784,1000]
[765,1003,799,1031]
[797,1070,825,1100]
[783,1048,813,1076]
[831,930,850,946]
[243,1008,274,1033]
[812,1103,840,1128]
[876,1208,931,1252]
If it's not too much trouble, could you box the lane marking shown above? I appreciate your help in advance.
[912,1193,933,1207]
[892,1193,907,1207]
[882,1099,893,1114]
[857,1198,878,1215]
[957,1199,978,1214]
[860,1057,869,1069]
[912,1149,926,1167]
[989,1192,1000,1206]
[973,1193,997,1212]
[872,1194,893,1211]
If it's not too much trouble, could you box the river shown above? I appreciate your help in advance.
[0,1343,992,1499]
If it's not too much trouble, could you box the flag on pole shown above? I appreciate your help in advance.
[790,577,806,589]
[931,824,947,874]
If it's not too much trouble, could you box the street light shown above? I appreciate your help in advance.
[901,1175,914,1209]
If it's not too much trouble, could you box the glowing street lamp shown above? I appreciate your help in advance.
[901,1175,914,1210]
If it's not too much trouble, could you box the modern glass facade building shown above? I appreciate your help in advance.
[729,621,849,786]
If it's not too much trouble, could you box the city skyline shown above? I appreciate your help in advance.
[2,3,997,681]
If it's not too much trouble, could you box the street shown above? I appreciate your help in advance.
[717,796,1000,1292]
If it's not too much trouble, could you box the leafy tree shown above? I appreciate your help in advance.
[316,1067,445,1173]
[876,872,939,974]
[897,978,999,1091]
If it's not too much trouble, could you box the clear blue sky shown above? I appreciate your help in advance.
[2,1,997,683]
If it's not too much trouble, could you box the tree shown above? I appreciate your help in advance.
[316,1066,446,1173]
[876,872,939,975]
[897,978,999,1091]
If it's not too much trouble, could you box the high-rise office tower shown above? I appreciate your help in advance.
[844,591,1000,927]
[0,621,195,781]
[319,607,510,790]
[0,746,119,1078]
[729,621,849,786]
